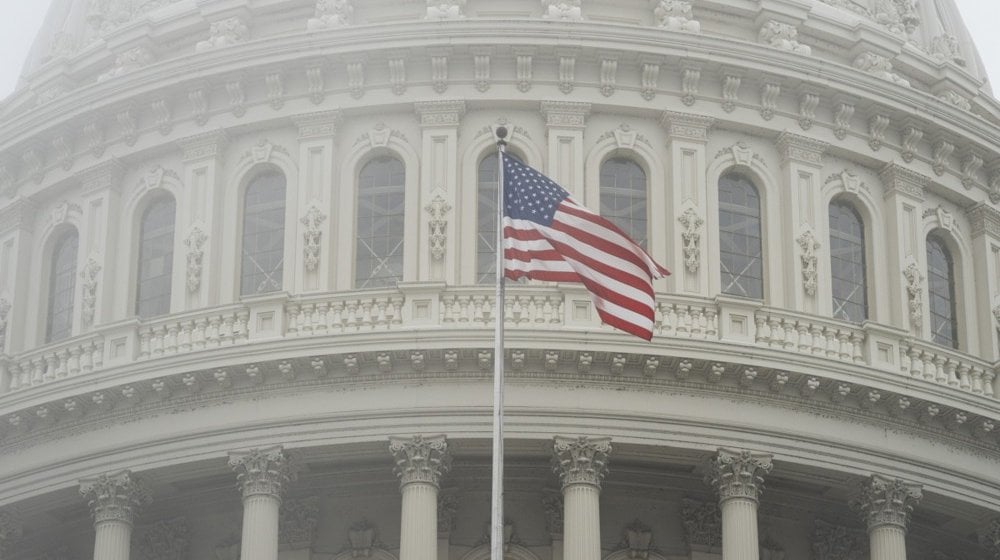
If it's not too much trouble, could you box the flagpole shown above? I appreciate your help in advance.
[490,126,508,560]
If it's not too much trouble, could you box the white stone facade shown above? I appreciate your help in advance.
[1,0,1000,559]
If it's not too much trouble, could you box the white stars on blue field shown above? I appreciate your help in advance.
[502,153,569,225]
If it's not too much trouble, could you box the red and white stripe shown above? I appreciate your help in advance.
[503,197,670,340]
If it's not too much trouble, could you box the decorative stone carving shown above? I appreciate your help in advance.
[833,100,855,140]
[389,435,452,487]
[136,517,189,560]
[852,53,909,87]
[873,0,919,36]
[228,446,296,499]
[640,62,659,100]
[960,150,983,189]
[903,261,923,329]
[979,518,1000,559]
[759,82,780,120]
[98,46,155,82]
[932,137,955,176]
[899,124,923,162]
[79,258,101,327]
[476,517,520,550]
[0,508,22,556]
[348,519,378,556]
[542,0,582,21]
[619,519,653,559]
[930,34,965,66]
[938,90,971,112]
[437,492,458,535]
[681,498,721,548]
[853,475,922,530]
[758,21,810,54]
[195,17,249,52]
[993,304,1000,330]
[868,114,890,151]
[301,204,327,273]
[184,226,207,293]
[426,0,466,20]
[86,0,184,36]
[654,0,699,32]
[308,0,354,30]
[796,229,820,296]
[425,195,452,261]
[0,298,11,353]
[678,207,703,273]
[347,59,365,98]
[798,91,820,130]
[552,436,611,489]
[80,470,151,526]
[681,66,700,106]
[721,73,741,112]
[541,493,564,538]
[558,54,575,94]
[726,141,755,167]
[705,448,772,503]
[279,497,319,549]
[811,519,867,560]
[600,57,618,96]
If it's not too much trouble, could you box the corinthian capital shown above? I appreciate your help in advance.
[228,445,296,500]
[854,475,922,531]
[79,470,151,527]
[552,436,612,489]
[389,435,452,487]
[705,448,773,504]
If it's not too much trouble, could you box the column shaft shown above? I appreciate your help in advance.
[720,497,759,560]
[869,525,907,560]
[399,482,438,560]
[240,494,282,560]
[93,520,133,560]
[562,483,601,560]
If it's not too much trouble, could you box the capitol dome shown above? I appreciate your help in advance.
[2,0,1000,559]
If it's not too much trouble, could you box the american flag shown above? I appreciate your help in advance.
[501,153,669,340]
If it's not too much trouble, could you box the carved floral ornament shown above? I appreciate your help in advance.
[619,519,653,559]
[552,435,612,489]
[811,519,867,560]
[704,448,773,503]
[852,474,922,530]
[80,258,102,327]
[903,261,924,330]
[677,206,703,273]
[308,0,354,30]
[0,298,11,351]
[279,497,319,549]
[426,0,466,20]
[228,446,297,499]
[654,0,699,32]
[79,470,151,526]
[301,204,327,272]
[796,228,820,296]
[680,498,721,547]
[136,517,189,560]
[184,226,207,293]
[425,194,452,261]
[389,435,452,487]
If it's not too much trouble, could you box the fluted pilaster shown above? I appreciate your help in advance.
[854,475,922,560]
[80,470,150,560]
[705,448,772,560]
[390,435,451,560]
[228,446,296,560]
[552,436,611,560]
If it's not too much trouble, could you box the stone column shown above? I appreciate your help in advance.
[660,111,715,296]
[539,101,590,198]
[880,164,931,334]
[968,204,1000,363]
[854,475,922,560]
[552,436,611,560]
[229,445,296,560]
[705,448,773,560]
[0,198,36,357]
[76,159,125,329]
[291,111,341,294]
[79,470,150,560]
[390,435,451,560]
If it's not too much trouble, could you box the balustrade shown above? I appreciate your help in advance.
[0,287,996,408]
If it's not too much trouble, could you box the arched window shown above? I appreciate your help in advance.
[477,153,499,284]
[241,171,286,296]
[829,201,868,322]
[926,235,958,348]
[46,230,79,343]
[718,173,763,299]
[356,156,405,289]
[599,157,648,248]
[136,197,176,318]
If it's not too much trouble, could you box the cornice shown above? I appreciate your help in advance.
[775,131,828,167]
[76,158,126,196]
[539,100,591,129]
[291,110,343,140]
[0,198,38,235]
[176,129,230,162]
[413,100,467,128]
[879,162,930,201]
[967,204,1000,239]
[659,111,715,143]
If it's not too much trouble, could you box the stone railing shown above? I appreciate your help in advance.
[1,286,997,404]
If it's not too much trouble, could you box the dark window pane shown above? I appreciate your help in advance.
[136,198,176,318]
[600,157,647,249]
[926,236,958,348]
[241,172,286,295]
[46,231,79,342]
[829,201,868,322]
[718,173,763,299]
[478,154,499,284]
[356,156,405,289]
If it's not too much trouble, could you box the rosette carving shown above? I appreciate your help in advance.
[552,436,612,489]
[853,475,922,530]
[79,470,151,526]
[228,446,297,500]
[389,435,452,487]
[705,448,772,503]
